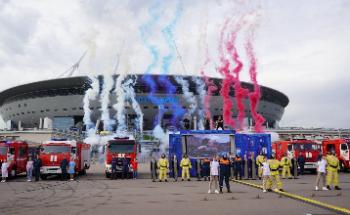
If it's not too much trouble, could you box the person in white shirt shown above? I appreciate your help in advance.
[26,157,34,182]
[261,156,271,193]
[1,159,9,182]
[208,156,220,194]
[315,155,328,191]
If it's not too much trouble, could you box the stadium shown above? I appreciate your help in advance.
[0,75,289,131]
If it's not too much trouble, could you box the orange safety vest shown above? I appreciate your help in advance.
[220,158,230,165]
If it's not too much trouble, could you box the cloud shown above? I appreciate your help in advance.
[0,0,349,129]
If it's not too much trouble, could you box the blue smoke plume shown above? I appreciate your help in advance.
[158,0,185,127]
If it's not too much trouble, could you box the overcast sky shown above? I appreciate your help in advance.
[0,0,349,128]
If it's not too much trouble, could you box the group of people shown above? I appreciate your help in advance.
[156,150,342,194]
[0,155,76,182]
[110,155,137,180]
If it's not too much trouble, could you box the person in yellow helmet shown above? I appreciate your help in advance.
[267,153,284,192]
[256,152,265,180]
[180,154,192,181]
[281,153,292,179]
[158,154,169,182]
[326,151,341,190]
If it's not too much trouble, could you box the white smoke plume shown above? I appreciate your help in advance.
[193,77,206,130]
[174,76,197,119]
[83,76,99,134]
[122,76,144,133]
[114,73,127,133]
[100,75,115,131]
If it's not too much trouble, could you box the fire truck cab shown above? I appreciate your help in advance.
[272,139,321,171]
[322,139,350,171]
[105,137,138,178]
[0,140,29,178]
[40,139,91,179]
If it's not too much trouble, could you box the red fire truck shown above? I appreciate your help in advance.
[272,139,322,172]
[0,140,29,178]
[105,137,138,178]
[322,139,350,171]
[39,139,91,179]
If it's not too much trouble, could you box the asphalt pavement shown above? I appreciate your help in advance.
[0,164,349,215]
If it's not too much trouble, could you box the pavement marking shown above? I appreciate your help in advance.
[232,179,350,215]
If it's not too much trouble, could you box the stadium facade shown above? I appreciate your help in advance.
[0,75,289,131]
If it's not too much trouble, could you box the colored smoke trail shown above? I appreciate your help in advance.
[193,77,206,130]
[201,74,217,129]
[226,29,249,130]
[114,73,127,133]
[139,0,164,128]
[159,0,185,127]
[122,76,144,133]
[83,76,99,133]
[246,40,265,132]
[100,75,114,131]
[218,19,236,129]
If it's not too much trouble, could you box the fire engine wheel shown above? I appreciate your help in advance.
[105,172,110,178]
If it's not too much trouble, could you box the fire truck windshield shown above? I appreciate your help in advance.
[0,146,7,155]
[42,145,70,154]
[294,144,321,151]
[108,143,134,153]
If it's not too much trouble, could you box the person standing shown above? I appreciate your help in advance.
[219,154,231,193]
[68,157,76,181]
[26,157,34,182]
[326,151,341,190]
[33,154,42,182]
[122,155,130,179]
[158,154,169,182]
[267,153,284,192]
[111,155,117,180]
[60,156,68,181]
[216,116,224,130]
[180,154,192,181]
[315,155,328,191]
[132,158,138,179]
[234,155,242,180]
[297,152,305,175]
[208,156,220,194]
[281,153,292,179]
[201,157,210,181]
[1,159,9,182]
[261,155,271,193]
[256,152,265,180]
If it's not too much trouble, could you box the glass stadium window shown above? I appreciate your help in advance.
[108,106,112,109]
[89,107,94,110]
[40,110,44,113]
[12,114,15,117]
[24,103,27,107]
[165,106,169,109]
[79,107,83,110]
[27,111,31,114]
[72,107,77,110]
[32,111,35,114]
[54,109,58,112]
[153,106,158,109]
[46,109,50,112]
[18,104,21,108]
[16,113,19,116]
[63,108,68,111]
[143,106,148,109]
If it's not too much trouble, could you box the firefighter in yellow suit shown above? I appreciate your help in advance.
[326,151,341,190]
[267,153,284,192]
[281,153,292,179]
[158,154,169,182]
[180,154,192,181]
[256,152,265,179]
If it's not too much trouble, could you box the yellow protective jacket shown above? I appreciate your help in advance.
[158,158,169,170]
[268,159,281,175]
[256,155,264,167]
[326,155,339,170]
[281,156,291,167]
[180,158,192,168]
